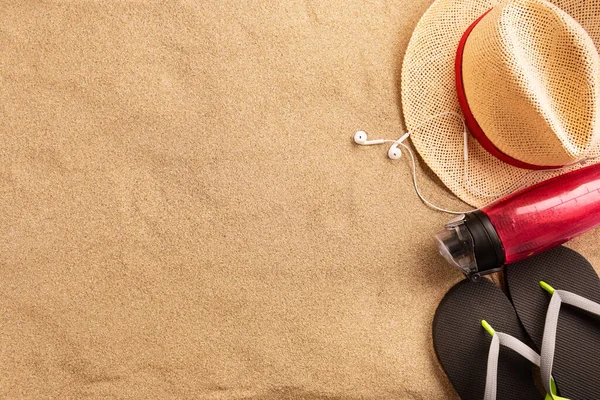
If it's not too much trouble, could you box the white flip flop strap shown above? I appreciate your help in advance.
[484,332,541,400]
[540,289,600,397]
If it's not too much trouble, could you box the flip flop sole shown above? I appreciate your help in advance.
[433,279,543,400]
[505,246,600,399]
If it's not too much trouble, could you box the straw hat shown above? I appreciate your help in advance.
[401,0,600,207]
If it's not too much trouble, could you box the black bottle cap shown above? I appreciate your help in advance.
[464,210,505,274]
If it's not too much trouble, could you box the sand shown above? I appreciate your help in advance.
[1,1,599,398]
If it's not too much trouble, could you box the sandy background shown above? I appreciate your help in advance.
[1,0,599,398]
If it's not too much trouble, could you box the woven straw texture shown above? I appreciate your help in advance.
[402,0,600,207]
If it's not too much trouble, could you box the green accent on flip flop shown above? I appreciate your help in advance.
[481,319,495,336]
[540,278,568,397]
[546,378,570,400]
[540,281,555,295]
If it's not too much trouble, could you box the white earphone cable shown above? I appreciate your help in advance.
[398,140,476,215]
[356,111,599,215]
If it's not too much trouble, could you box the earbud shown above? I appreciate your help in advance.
[388,144,402,159]
[351,112,480,215]
[353,130,409,160]
[387,132,410,160]
[354,131,385,145]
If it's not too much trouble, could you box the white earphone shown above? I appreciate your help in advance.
[351,112,478,215]
[351,111,600,214]
[353,131,385,145]
[353,130,410,160]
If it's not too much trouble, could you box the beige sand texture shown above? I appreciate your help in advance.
[1,1,599,399]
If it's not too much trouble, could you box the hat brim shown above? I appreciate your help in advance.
[401,0,600,207]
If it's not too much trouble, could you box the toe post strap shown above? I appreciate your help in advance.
[538,281,600,400]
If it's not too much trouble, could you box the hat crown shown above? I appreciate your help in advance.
[462,0,600,166]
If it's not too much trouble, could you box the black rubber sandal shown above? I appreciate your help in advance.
[433,279,545,400]
[505,246,600,399]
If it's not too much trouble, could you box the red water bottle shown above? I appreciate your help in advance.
[436,163,600,280]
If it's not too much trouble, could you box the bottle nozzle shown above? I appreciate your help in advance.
[435,211,505,280]
[435,215,479,279]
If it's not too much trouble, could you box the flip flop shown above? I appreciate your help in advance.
[433,279,546,400]
[506,246,600,399]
